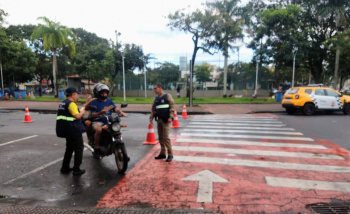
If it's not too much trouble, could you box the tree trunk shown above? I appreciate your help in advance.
[334,46,340,90]
[53,50,58,98]
[223,50,228,97]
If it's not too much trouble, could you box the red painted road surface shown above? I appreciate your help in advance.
[97,114,350,213]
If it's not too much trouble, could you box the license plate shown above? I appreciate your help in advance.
[285,98,291,101]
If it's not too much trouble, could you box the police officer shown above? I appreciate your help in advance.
[149,83,175,162]
[56,87,86,176]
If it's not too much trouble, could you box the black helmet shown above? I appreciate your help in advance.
[93,83,109,99]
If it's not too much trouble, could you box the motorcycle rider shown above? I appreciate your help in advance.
[85,84,127,155]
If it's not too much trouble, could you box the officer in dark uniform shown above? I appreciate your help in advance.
[56,87,86,176]
[149,83,175,162]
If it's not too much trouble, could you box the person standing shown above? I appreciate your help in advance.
[56,87,86,176]
[149,83,175,162]
[176,86,180,98]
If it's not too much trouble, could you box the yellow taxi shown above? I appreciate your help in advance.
[281,85,350,115]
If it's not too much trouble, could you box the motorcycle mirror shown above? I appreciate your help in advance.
[121,103,128,108]
[90,105,98,110]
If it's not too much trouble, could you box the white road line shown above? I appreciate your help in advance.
[175,138,326,149]
[265,176,350,193]
[180,133,314,141]
[4,148,87,185]
[185,129,303,136]
[189,122,286,127]
[0,135,38,147]
[172,146,343,160]
[174,156,350,173]
[187,125,295,131]
[192,117,276,120]
[4,157,63,185]
[191,120,282,124]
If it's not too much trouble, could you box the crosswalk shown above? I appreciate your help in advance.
[173,114,350,193]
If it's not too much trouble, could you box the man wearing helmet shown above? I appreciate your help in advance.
[85,84,127,155]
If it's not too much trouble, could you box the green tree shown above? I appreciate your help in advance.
[194,63,212,83]
[206,0,244,97]
[31,17,77,97]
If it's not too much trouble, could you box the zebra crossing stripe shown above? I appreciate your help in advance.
[191,119,282,124]
[180,133,314,141]
[192,116,277,120]
[185,129,303,136]
[265,176,350,193]
[175,138,326,149]
[187,125,295,131]
[189,122,286,127]
[173,156,350,173]
[172,146,343,160]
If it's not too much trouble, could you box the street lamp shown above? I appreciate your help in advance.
[254,56,259,97]
[292,46,298,87]
[121,50,126,102]
[115,30,121,49]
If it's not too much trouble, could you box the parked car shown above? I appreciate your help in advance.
[43,88,53,94]
[282,85,350,115]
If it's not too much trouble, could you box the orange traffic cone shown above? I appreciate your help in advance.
[181,104,188,118]
[4,93,8,100]
[22,105,33,123]
[28,92,31,98]
[19,93,22,99]
[143,124,158,145]
[171,110,181,128]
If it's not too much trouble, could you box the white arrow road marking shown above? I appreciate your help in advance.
[174,156,350,173]
[187,125,295,131]
[0,135,38,147]
[175,138,326,149]
[182,170,228,203]
[185,128,303,136]
[172,146,343,160]
[265,176,350,193]
[180,133,314,141]
[189,122,286,127]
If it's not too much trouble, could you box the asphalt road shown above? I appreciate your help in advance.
[0,110,349,210]
[0,110,162,207]
[276,111,350,149]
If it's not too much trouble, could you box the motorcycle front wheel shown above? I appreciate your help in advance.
[114,144,128,173]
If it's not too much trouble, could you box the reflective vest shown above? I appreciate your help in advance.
[56,99,85,138]
[155,93,170,120]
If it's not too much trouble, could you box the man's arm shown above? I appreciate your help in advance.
[68,102,86,119]
[167,94,175,119]
[149,100,156,124]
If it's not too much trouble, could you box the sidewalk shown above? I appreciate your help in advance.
[0,100,285,114]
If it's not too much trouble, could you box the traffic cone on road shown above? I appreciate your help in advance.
[181,104,188,118]
[171,110,181,128]
[143,124,158,145]
[22,105,33,123]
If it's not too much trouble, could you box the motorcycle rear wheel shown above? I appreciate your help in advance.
[114,144,128,173]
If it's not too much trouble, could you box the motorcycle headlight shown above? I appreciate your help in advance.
[112,123,121,132]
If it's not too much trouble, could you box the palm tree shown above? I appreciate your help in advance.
[31,17,76,97]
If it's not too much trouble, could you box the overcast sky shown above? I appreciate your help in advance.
[0,0,253,67]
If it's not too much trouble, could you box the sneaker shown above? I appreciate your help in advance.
[60,167,73,174]
[73,169,85,176]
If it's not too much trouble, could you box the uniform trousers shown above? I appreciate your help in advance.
[62,134,84,170]
[157,119,173,156]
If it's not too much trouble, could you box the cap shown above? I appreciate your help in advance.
[65,87,79,95]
